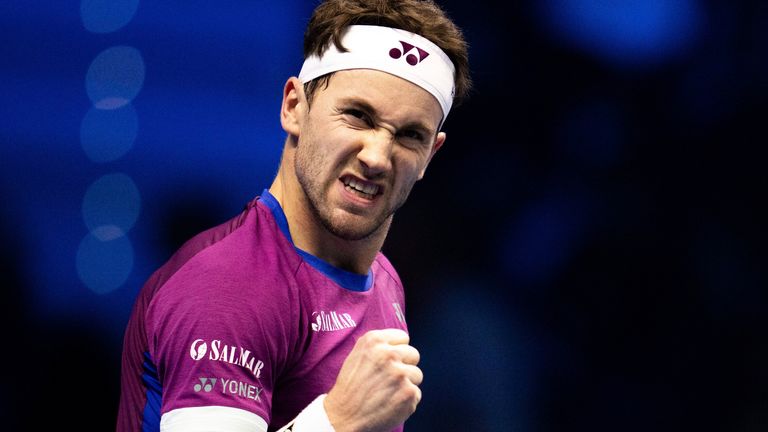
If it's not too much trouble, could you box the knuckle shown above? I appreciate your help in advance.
[411,386,422,405]
[399,384,421,412]
[384,347,400,361]
[376,349,398,369]
[392,366,408,381]
[358,331,382,348]
[412,347,421,363]
[412,387,422,410]
[413,368,424,385]
[367,329,385,340]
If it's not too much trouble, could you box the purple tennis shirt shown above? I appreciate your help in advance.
[117,190,408,431]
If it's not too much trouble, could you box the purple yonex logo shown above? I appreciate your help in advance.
[389,41,430,65]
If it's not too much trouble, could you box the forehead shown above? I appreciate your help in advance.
[320,69,444,129]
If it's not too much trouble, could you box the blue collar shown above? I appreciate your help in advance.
[260,189,373,292]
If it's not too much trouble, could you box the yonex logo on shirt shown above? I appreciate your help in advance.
[193,376,263,403]
[189,338,265,379]
[193,377,216,392]
[311,310,357,332]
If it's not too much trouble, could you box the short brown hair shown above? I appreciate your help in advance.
[302,0,471,110]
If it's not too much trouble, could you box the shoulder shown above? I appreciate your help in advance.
[150,197,301,302]
[372,251,403,289]
[143,197,302,353]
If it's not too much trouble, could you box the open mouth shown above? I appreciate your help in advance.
[341,176,381,200]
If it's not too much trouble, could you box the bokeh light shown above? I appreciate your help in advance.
[80,0,140,34]
[82,172,141,239]
[85,46,145,110]
[501,192,593,286]
[535,0,703,68]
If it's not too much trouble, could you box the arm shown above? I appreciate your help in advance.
[159,329,420,432]
[147,266,290,431]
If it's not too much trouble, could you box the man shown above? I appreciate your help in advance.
[117,0,471,430]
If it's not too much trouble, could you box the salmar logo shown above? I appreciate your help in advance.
[188,338,265,379]
[190,339,208,360]
[311,311,357,332]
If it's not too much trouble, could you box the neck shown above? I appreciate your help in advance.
[269,145,387,275]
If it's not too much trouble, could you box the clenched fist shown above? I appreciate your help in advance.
[324,329,423,432]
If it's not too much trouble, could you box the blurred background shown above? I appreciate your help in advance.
[1,0,766,430]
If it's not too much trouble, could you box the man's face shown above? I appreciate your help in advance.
[294,69,445,241]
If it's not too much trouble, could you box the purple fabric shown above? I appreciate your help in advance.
[117,194,408,431]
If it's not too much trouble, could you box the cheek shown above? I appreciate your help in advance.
[394,156,427,185]
[296,136,345,181]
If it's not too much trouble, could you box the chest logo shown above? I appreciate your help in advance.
[311,310,357,332]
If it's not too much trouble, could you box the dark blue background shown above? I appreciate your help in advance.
[2,1,766,430]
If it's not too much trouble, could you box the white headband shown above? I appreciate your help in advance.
[298,25,456,122]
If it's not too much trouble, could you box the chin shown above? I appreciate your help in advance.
[325,222,377,241]
[323,214,386,242]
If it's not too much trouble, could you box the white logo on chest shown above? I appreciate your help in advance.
[311,311,357,332]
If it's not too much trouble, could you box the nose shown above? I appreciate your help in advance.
[357,128,393,177]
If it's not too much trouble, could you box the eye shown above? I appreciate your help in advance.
[397,129,425,144]
[343,108,373,127]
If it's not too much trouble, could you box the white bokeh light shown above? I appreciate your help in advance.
[86,46,145,110]
[81,0,140,34]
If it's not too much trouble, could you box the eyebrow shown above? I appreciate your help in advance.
[339,97,437,138]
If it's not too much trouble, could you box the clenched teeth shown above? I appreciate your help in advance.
[343,177,380,197]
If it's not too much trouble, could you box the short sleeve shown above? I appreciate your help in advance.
[145,237,298,427]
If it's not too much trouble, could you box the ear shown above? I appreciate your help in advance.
[280,77,306,137]
[418,131,446,179]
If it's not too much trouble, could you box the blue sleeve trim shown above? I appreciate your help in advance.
[141,351,162,432]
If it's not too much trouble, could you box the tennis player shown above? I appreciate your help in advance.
[117,0,471,430]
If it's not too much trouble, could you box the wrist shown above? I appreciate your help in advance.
[323,392,359,432]
[278,394,336,432]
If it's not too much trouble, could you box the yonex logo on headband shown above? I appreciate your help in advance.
[389,41,430,65]
[298,25,456,123]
